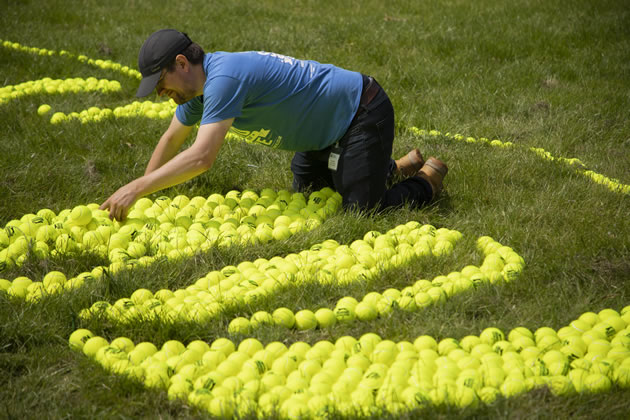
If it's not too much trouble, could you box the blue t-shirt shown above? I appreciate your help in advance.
[175,51,362,151]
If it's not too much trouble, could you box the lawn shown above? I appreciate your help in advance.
[1,0,629,418]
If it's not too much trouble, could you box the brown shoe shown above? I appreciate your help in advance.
[417,157,448,198]
[395,148,425,177]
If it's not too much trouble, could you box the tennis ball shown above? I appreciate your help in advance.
[272,307,296,328]
[354,301,378,321]
[110,336,135,353]
[500,377,526,397]
[69,205,93,226]
[250,311,274,329]
[295,310,318,330]
[162,340,186,358]
[37,104,52,116]
[7,279,32,299]
[397,295,417,312]
[477,386,500,404]
[483,366,505,388]
[480,327,505,345]
[68,329,94,352]
[334,306,356,324]
[228,317,251,335]
[82,336,109,358]
[50,112,67,124]
[272,225,292,241]
[314,308,337,328]
[239,338,264,357]
[42,270,67,288]
[584,373,612,393]
[613,365,630,387]
[607,345,630,362]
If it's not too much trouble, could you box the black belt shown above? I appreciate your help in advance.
[356,75,379,117]
[361,75,379,106]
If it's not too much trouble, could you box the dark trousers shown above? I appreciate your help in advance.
[291,75,432,211]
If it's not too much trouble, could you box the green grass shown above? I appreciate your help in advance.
[1,0,630,418]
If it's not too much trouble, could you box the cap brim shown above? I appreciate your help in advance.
[136,71,162,97]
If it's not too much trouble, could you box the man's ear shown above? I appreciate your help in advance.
[175,54,189,71]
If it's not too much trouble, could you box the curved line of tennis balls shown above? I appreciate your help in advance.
[79,225,524,337]
[42,100,177,124]
[410,127,630,196]
[68,304,630,417]
[229,234,524,334]
[0,77,122,109]
[78,223,467,325]
[0,39,141,80]
[0,188,341,301]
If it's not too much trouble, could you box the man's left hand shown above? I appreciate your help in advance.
[99,180,141,221]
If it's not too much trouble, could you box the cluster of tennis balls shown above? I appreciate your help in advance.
[226,235,524,334]
[0,39,141,79]
[0,77,121,107]
[45,99,176,124]
[0,188,340,301]
[411,127,630,196]
[69,305,630,418]
[78,222,467,326]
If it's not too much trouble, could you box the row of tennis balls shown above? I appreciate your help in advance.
[528,147,630,194]
[69,306,630,418]
[78,223,467,326]
[0,39,141,80]
[0,187,337,265]
[226,239,523,333]
[47,99,177,124]
[0,77,121,107]
[0,188,340,299]
[410,127,515,149]
[411,127,630,196]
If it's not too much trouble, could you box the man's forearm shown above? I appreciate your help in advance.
[136,144,217,197]
[144,136,182,175]
[144,115,193,175]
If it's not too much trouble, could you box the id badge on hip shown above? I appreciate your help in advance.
[328,145,342,171]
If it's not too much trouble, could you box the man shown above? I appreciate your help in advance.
[100,29,447,221]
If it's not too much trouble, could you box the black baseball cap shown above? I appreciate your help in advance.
[136,29,193,97]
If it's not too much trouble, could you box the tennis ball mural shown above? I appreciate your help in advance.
[2,38,630,418]
[0,187,342,300]
[70,305,630,418]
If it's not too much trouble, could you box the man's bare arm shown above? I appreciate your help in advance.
[144,114,194,175]
[100,118,234,220]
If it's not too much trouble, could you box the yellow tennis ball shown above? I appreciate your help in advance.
[354,301,378,321]
[272,307,296,328]
[50,112,67,124]
[272,225,291,241]
[42,270,67,288]
[480,327,505,345]
[228,317,252,335]
[37,104,52,116]
[295,310,318,330]
[68,328,94,351]
[250,311,274,329]
[500,377,526,397]
[314,308,337,328]
[69,205,93,226]
[82,336,109,357]
[334,306,356,324]
[584,373,612,393]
